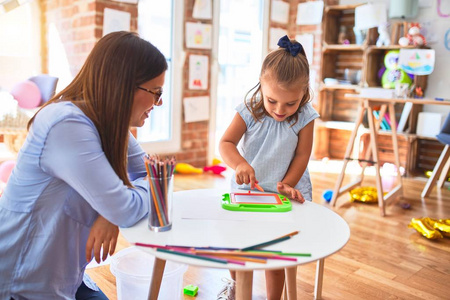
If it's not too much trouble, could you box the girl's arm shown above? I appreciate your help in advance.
[278,120,315,202]
[219,113,257,188]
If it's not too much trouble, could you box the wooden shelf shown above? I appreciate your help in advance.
[317,4,432,177]
[323,44,365,51]
[320,83,360,91]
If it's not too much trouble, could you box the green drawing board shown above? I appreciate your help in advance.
[222,192,292,212]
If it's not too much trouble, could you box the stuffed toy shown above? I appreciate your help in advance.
[376,22,391,47]
[406,23,426,46]
[381,50,412,89]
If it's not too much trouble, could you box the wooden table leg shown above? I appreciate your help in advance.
[367,102,385,216]
[314,258,325,300]
[284,266,297,300]
[331,102,366,207]
[235,270,253,300]
[148,258,166,300]
[422,145,450,197]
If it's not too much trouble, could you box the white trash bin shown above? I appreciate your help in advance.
[110,246,188,300]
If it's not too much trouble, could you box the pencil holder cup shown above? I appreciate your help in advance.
[148,175,173,232]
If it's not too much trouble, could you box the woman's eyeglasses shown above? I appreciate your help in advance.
[137,86,163,105]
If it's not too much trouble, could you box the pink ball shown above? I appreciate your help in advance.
[11,80,41,109]
[0,160,16,183]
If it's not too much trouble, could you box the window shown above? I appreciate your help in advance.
[0,1,41,91]
[137,0,182,153]
[212,0,266,157]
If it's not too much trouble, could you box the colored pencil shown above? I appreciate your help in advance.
[254,183,265,192]
[156,248,228,264]
[194,250,297,261]
[241,231,299,251]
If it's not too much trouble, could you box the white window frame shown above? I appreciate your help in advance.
[138,0,183,154]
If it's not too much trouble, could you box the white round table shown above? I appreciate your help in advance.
[120,189,350,299]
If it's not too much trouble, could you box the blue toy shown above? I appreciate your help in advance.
[322,189,333,202]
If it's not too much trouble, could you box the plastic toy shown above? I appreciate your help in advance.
[10,80,41,109]
[381,50,412,89]
[175,163,203,174]
[406,23,426,46]
[203,165,226,175]
[322,189,333,202]
[376,22,391,47]
[408,217,450,239]
[212,158,222,165]
[183,284,199,297]
[222,192,291,212]
[349,187,378,203]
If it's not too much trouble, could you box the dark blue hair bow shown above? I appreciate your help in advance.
[277,35,303,57]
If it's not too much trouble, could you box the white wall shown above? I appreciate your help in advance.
[340,0,450,116]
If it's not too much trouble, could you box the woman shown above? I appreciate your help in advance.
[0,31,167,299]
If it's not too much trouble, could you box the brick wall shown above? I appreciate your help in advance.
[37,0,332,168]
[40,0,210,167]
[41,0,138,75]
[172,0,212,166]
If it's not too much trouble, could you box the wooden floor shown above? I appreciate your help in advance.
[86,161,450,300]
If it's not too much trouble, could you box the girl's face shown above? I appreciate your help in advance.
[260,75,304,122]
[130,71,166,127]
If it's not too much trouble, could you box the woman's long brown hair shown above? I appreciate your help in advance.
[28,31,168,187]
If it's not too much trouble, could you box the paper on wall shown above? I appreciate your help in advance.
[189,55,209,90]
[193,0,212,20]
[185,22,212,49]
[399,49,435,75]
[296,1,323,25]
[183,96,210,123]
[271,0,289,24]
[103,8,130,37]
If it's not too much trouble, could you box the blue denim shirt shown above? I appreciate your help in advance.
[0,102,149,299]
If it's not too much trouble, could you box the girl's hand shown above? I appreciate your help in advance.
[86,215,119,263]
[277,182,305,203]
[235,162,257,188]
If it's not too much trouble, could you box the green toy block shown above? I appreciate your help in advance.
[183,284,199,297]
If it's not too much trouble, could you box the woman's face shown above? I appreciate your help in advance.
[260,75,303,122]
[130,71,166,127]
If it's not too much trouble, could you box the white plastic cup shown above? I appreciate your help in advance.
[148,175,173,232]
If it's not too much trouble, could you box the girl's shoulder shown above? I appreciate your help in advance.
[235,102,257,127]
[290,102,320,133]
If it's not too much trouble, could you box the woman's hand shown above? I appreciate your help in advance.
[277,182,305,203]
[86,215,119,263]
[235,162,257,188]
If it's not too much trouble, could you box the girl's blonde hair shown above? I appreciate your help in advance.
[245,37,311,125]
[28,31,167,187]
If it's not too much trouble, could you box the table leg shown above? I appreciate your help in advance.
[147,258,166,300]
[422,145,450,197]
[331,102,366,207]
[367,102,385,216]
[235,270,253,300]
[314,258,325,300]
[284,266,297,300]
